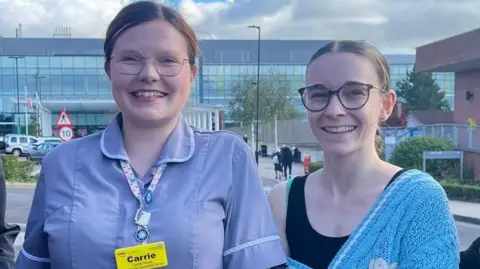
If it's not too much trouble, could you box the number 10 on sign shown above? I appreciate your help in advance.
[59,126,74,141]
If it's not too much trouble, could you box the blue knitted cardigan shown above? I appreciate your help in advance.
[286,169,460,269]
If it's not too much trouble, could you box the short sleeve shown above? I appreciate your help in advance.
[399,183,459,268]
[14,167,50,269]
[222,141,287,269]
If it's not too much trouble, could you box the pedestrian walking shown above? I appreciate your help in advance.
[267,40,459,268]
[280,145,293,179]
[15,2,286,269]
[0,158,20,269]
[273,153,282,180]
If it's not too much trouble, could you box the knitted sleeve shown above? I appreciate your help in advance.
[399,182,460,268]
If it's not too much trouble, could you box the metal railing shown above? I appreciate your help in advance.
[382,124,480,151]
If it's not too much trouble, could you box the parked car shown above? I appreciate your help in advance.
[0,136,5,152]
[3,134,39,156]
[27,142,61,163]
[29,137,62,151]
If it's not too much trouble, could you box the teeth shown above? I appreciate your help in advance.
[323,126,356,133]
[133,91,166,97]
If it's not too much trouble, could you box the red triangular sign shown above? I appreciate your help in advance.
[56,110,73,127]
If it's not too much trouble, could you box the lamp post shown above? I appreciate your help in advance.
[34,73,46,136]
[8,56,24,134]
[248,25,261,164]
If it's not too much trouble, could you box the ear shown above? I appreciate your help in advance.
[190,64,198,84]
[380,89,397,121]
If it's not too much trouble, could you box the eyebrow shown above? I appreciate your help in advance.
[306,80,367,88]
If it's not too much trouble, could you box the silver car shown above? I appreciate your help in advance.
[27,142,61,163]
[3,134,39,156]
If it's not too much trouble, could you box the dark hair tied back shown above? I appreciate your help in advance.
[307,40,390,153]
[104,1,198,70]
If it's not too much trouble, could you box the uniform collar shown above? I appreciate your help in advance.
[100,113,195,164]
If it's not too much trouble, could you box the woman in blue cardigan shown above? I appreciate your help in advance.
[268,40,460,269]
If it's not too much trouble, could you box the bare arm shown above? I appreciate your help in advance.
[267,181,290,256]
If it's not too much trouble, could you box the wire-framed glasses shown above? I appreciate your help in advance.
[298,81,384,112]
[110,50,189,77]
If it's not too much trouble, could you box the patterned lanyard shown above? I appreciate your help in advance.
[120,161,167,244]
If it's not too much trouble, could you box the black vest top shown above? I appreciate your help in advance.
[285,170,406,268]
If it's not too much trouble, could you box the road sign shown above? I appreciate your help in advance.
[59,126,74,142]
[56,110,73,127]
[423,150,464,181]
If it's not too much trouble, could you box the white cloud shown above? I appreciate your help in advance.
[0,0,479,53]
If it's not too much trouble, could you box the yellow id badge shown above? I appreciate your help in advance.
[115,242,168,269]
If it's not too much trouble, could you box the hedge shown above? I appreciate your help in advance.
[389,136,460,179]
[307,161,480,202]
[440,181,480,203]
[308,161,323,173]
[1,155,37,182]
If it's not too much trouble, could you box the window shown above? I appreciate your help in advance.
[85,57,98,68]
[74,75,86,95]
[0,74,15,94]
[50,57,62,68]
[37,57,50,68]
[86,114,96,125]
[26,57,38,68]
[10,137,17,143]
[74,57,85,68]
[1,57,14,68]
[19,137,28,143]
[62,75,75,95]
[62,57,74,68]
[97,76,111,95]
[50,75,63,94]
[45,139,61,143]
[30,138,38,144]
[85,75,98,95]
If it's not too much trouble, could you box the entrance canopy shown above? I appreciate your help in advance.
[11,98,225,131]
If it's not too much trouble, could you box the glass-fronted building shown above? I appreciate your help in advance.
[0,38,454,136]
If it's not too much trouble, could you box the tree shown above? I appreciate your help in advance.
[27,114,40,137]
[228,70,299,125]
[396,67,450,111]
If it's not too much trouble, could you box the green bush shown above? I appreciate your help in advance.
[308,161,324,173]
[389,136,459,179]
[1,155,36,182]
[440,181,480,203]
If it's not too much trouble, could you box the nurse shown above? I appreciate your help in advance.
[15,2,287,269]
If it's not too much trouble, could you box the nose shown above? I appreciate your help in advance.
[323,94,346,118]
[138,59,160,83]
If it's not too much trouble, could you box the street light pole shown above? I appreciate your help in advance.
[9,56,24,134]
[34,73,46,136]
[248,25,261,165]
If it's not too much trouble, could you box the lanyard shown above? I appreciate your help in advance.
[120,161,167,244]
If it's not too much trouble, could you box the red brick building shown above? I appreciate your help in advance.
[416,28,480,179]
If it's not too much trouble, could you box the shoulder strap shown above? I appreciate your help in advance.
[285,178,293,207]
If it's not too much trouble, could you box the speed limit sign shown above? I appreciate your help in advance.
[59,126,74,142]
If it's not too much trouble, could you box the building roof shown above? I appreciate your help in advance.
[408,110,455,124]
[0,37,414,65]
[415,28,480,72]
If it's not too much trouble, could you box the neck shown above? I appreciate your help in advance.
[321,146,383,198]
[122,115,179,175]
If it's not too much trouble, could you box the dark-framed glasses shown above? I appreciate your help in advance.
[298,81,384,112]
[110,50,189,77]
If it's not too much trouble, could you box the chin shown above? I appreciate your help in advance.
[321,143,358,157]
[124,109,173,125]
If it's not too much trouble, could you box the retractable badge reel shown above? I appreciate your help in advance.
[114,162,169,269]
